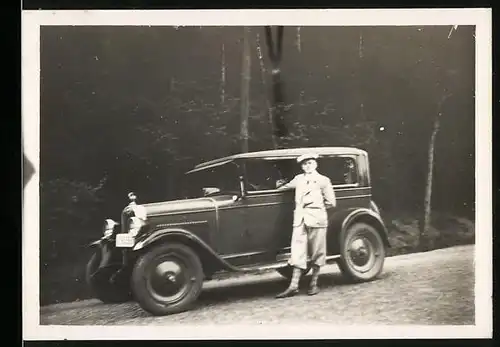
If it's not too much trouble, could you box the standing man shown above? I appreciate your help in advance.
[276,153,336,298]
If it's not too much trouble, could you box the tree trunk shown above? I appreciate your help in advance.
[420,113,441,250]
[240,27,251,153]
[265,26,286,149]
[255,33,278,149]
[271,70,286,144]
[420,30,457,250]
[296,26,301,53]
[221,43,226,105]
[420,92,450,250]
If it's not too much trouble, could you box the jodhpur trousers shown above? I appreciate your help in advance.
[288,223,327,270]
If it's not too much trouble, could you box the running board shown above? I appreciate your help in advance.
[236,254,341,273]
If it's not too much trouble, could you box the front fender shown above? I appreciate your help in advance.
[88,239,103,248]
[132,228,241,273]
[86,239,115,270]
[87,237,114,248]
[133,228,206,251]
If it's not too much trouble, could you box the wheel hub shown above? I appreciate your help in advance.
[349,237,371,267]
[149,259,188,301]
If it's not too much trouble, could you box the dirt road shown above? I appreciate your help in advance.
[40,245,474,326]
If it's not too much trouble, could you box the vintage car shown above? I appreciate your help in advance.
[86,147,390,316]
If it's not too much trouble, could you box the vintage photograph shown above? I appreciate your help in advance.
[22,9,492,340]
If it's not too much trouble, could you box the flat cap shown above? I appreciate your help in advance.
[297,153,319,163]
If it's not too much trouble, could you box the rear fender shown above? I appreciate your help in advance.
[341,208,391,248]
[327,207,390,254]
[133,228,240,274]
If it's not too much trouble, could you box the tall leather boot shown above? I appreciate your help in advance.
[308,265,320,296]
[276,267,302,298]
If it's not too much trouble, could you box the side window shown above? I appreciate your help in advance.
[244,159,299,191]
[317,157,358,186]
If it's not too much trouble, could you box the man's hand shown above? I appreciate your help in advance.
[275,178,288,188]
[277,175,299,191]
[322,178,337,208]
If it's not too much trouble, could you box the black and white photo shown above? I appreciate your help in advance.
[22,8,492,340]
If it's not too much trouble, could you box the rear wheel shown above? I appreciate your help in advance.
[131,243,204,316]
[337,222,385,282]
[85,249,132,303]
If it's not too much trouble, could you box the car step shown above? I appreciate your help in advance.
[238,254,341,273]
[239,261,290,273]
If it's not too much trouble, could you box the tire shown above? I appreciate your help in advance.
[337,222,385,282]
[276,264,311,280]
[131,243,204,316]
[85,250,132,304]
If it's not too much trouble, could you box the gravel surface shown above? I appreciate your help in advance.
[40,245,475,326]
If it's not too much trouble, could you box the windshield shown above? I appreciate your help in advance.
[181,162,242,198]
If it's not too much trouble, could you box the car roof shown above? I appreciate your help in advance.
[186,146,367,174]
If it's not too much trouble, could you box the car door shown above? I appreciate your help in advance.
[186,161,251,261]
[239,189,294,264]
[238,158,298,264]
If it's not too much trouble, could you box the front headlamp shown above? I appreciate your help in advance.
[128,216,145,236]
[103,219,118,238]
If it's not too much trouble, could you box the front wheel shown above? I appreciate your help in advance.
[337,222,385,282]
[131,243,204,316]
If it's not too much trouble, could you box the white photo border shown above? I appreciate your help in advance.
[22,8,493,340]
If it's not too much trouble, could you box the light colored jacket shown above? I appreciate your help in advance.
[278,171,336,227]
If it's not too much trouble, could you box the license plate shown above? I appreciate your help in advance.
[115,233,135,248]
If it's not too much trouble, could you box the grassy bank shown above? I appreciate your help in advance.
[39,212,475,306]
[384,212,475,257]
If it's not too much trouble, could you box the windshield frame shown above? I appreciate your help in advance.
[182,160,243,198]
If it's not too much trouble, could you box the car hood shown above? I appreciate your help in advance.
[141,195,237,217]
